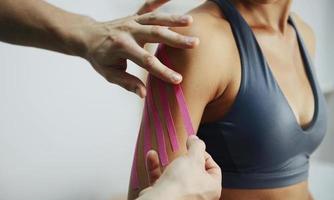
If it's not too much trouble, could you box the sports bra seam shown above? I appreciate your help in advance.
[223,164,309,179]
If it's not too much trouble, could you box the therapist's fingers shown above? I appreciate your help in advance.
[136,12,193,27]
[104,68,146,98]
[123,42,182,84]
[145,150,162,185]
[186,135,206,165]
[134,24,199,49]
[137,0,170,15]
[204,152,222,178]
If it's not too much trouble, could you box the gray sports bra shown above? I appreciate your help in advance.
[197,0,328,189]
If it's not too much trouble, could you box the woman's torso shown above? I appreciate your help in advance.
[221,181,312,200]
[192,1,327,199]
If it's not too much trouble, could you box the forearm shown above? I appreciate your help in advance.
[0,0,92,56]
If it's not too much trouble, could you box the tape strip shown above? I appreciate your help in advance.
[155,77,179,152]
[146,76,169,166]
[158,44,195,136]
[173,85,195,136]
[143,101,152,156]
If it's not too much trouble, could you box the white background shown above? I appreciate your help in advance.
[0,1,333,200]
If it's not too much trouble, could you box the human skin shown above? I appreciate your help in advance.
[137,136,222,200]
[0,0,200,98]
[129,0,317,199]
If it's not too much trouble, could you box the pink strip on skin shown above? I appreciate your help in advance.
[155,76,179,152]
[157,44,195,136]
[146,76,169,166]
[143,100,152,156]
[173,85,195,136]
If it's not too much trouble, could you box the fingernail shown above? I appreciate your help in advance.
[171,73,182,83]
[186,37,198,46]
[179,15,192,23]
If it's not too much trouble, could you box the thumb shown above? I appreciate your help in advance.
[145,150,162,186]
[205,152,222,179]
[186,135,206,166]
[105,69,147,98]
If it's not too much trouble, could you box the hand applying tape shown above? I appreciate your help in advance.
[137,135,222,200]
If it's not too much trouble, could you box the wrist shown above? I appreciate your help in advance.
[52,12,97,58]
[138,181,180,200]
[152,180,210,200]
[138,181,210,200]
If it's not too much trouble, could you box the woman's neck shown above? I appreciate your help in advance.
[231,0,292,34]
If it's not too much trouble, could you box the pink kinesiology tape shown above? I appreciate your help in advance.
[131,44,196,190]
[146,76,169,166]
[158,44,195,136]
[173,84,195,136]
[143,103,152,156]
[155,77,180,152]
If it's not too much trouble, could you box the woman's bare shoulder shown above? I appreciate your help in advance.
[184,0,237,58]
[290,12,316,57]
[163,1,239,97]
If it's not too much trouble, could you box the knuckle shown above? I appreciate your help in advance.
[119,21,134,32]
[110,35,131,50]
[148,12,158,21]
[109,35,124,48]
[151,26,163,37]
[119,38,130,49]
[143,54,155,69]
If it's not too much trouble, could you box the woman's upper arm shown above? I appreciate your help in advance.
[128,11,232,199]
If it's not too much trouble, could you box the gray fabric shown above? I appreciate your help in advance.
[197,0,328,189]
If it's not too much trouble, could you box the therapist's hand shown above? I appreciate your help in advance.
[0,0,198,97]
[80,0,199,98]
[138,135,222,200]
